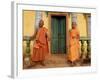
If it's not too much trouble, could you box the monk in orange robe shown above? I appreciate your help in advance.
[67,22,80,66]
[31,19,49,66]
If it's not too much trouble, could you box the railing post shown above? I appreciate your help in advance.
[80,40,85,58]
[26,39,31,57]
[86,40,91,59]
[23,36,31,66]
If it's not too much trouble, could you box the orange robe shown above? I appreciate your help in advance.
[31,27,49,61]
[67,28,80,62]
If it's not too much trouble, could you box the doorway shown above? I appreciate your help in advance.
[51,16,66,54]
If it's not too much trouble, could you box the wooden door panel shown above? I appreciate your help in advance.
[51,16,66,54]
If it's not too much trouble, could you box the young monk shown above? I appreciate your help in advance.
[31,19,50,66]
[67,22,80,66]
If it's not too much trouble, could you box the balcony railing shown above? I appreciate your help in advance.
[80,37,91,63]
[23,36,91,63]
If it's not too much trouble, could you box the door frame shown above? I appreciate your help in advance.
[48,12,69,54]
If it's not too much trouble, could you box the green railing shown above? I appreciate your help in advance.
[23,36,31,57]
[23,36,32,66]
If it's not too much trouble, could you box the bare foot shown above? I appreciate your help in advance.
[70,62,76,67]
[40,61,46,66]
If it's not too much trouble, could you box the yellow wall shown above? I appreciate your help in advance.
[23,10,35,36]
[77,13,87,37]
[23,11,88,37]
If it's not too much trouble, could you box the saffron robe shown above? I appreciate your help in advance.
[67,28,80,62]
[31,27,49,61]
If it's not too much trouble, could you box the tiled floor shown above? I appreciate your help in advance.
[23,54,90,69]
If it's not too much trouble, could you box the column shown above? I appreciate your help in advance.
[35,11,42,29]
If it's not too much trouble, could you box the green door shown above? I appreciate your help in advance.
[51,16,66,54]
